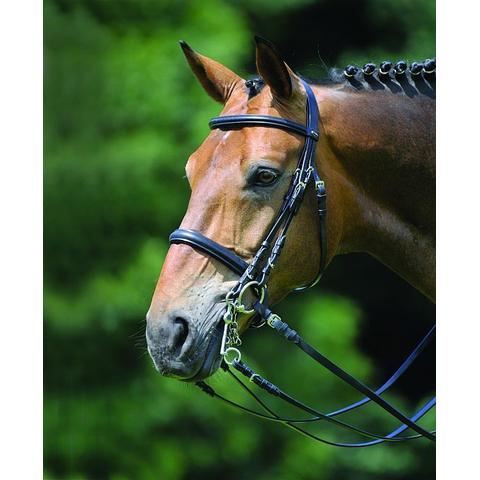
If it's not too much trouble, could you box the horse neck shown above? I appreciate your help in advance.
[314,86,436,300]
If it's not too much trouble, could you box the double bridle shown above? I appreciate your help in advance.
[169,80,435,447]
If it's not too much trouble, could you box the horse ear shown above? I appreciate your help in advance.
[179,41,243,103]
[255,36,300,100]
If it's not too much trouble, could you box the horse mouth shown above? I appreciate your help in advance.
[183,318,224,382]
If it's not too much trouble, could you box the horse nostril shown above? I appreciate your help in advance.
[171,316,189,356]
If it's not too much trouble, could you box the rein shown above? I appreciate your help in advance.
[169,80,435,447]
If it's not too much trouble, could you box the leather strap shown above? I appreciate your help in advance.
[209,115,319,140]
[204,371,436,448]
[260,311,436,441]
[169,229,248,275]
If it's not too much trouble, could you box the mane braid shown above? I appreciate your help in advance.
[309,57,436,99]
[246,58,435,100]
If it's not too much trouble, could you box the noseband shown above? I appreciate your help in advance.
[169,80,435,447]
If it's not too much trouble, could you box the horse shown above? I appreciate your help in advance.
[145,37,435,388]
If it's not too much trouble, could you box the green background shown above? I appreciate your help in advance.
[44,0,435,478]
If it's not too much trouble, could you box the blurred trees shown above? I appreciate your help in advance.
[44,0,435,479]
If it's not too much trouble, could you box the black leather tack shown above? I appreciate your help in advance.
[168,73,436,447]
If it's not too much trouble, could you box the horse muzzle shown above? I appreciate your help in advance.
[146,309,224,381]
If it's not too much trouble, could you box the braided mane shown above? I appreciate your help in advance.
[247,58,436,99]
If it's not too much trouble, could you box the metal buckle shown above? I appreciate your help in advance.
[293,181,307,199]
[309,130,319,140]
[266,313,282,328]
[315,179,325,191]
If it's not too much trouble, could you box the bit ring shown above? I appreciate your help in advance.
[236,281,266,314]
[223,347,241,365]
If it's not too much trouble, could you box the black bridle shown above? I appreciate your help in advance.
[169,79,435,447]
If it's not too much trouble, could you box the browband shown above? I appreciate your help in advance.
[209,115,319,140]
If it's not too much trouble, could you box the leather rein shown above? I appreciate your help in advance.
[169,80,436,447]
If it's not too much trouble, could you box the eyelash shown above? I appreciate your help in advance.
[252,169,280,187]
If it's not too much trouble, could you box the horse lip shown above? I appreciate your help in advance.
[183,318,224,382]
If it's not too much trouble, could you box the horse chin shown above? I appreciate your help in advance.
[183,319,224,382]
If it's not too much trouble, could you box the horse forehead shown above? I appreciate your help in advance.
[191,126,293,175]
[187,90,301,177]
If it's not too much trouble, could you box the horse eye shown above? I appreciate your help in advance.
[254,169,279,186]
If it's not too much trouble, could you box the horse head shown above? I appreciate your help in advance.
[146,38,326,380]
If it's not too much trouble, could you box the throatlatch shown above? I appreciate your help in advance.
[169,79,435,447]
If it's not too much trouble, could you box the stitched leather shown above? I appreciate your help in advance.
[169,229,248,275]
[209,115,317,139]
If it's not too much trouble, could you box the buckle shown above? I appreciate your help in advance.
[309,129,319,141]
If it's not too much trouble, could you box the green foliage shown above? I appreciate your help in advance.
[44,0,435,478]
[336,0,436,66]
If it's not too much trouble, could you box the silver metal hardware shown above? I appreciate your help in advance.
[266,313,282,328]
[222,347,241,365]
[236,281,266,314]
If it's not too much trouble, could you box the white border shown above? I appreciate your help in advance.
[0,1,43,477]
[0,0,477,477]
[437,0,479,477]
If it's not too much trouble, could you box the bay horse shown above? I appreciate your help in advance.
[145,37,435,390]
